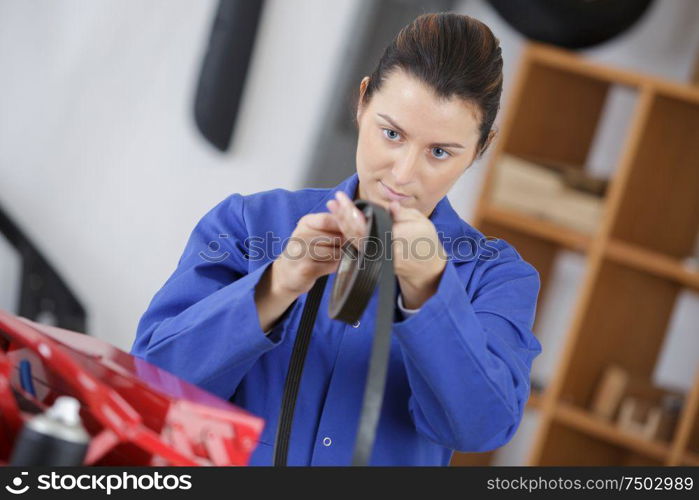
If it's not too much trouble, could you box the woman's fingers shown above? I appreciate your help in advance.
[335,191,367,237]
[304,212,343,235]
[389,200,422,222]
[289,213,345,263]
[307,243,343,262]
[326,192,367,246]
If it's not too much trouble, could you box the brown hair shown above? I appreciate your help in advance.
[359,13,503,160]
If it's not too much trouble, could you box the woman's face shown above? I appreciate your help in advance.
[355,68,483,217]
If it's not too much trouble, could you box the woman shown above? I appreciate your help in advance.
[131,12,542,466]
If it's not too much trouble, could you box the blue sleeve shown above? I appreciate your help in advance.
[130,194,295,400]
[392,242,542,452]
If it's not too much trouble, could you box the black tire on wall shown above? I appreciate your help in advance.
[486,0,655,49]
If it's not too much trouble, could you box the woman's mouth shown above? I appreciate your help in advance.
[379,180,411,201]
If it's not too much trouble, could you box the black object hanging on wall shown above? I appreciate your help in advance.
[486,0,655,49]
[0,204,86,333]
[194,0,266,152]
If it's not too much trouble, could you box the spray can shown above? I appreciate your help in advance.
[9,395,90,466]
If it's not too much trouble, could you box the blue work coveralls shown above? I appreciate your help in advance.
[130,173,542,466]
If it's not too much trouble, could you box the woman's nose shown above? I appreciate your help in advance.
[391,147,420,185]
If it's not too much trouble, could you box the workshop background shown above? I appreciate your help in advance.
[1,0,698,466]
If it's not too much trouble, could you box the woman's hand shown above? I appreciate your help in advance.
[256,213,345,332]
[272,212,347,296]
[387,200,448,308]
[327,191,448,309]
[325,191,368,250]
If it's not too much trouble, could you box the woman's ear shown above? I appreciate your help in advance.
[467,128,498,169]
[482,128,497,154]
[356,76,370,124]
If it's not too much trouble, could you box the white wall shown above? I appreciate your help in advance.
[0,0,360,349]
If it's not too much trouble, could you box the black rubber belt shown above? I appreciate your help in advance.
[273,200,395,466]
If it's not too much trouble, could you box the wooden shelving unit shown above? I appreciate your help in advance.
[553,401,672,463]
[605,240,699,291]
[481,205,593,253]
[453,43,699,466]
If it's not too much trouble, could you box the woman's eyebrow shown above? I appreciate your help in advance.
[377,113,465,149]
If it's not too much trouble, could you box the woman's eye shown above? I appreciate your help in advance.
[432,147,450,160]
[382,128,400,141]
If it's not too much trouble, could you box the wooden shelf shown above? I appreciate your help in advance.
[482,205,592,253]
[527,389,544,410]
[553,402,672,463]
[528,43,699,105]
[470,42,699,466]
[608,94,699,257]
[683,451,699,466]
[606,240,699,292]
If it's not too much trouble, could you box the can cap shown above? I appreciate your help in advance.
[46,396,82,426]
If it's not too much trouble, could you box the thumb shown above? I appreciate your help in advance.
[388,201,402,220]
[389,200,417,222]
